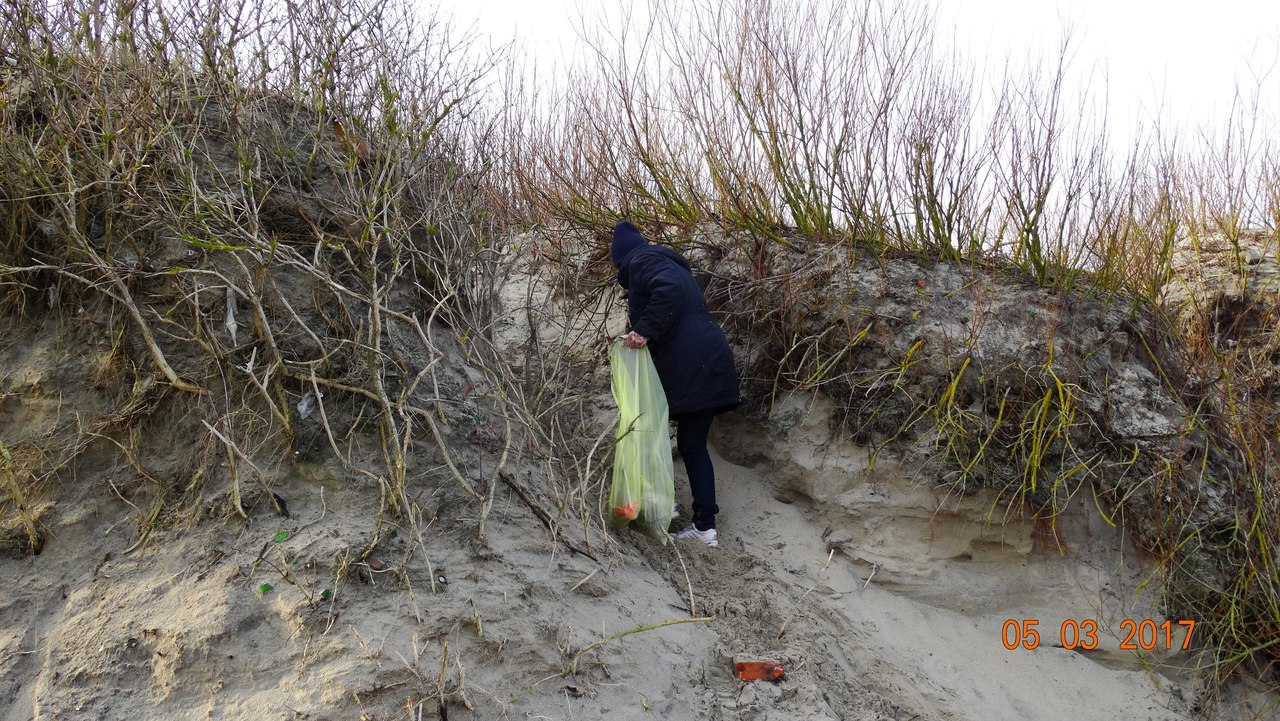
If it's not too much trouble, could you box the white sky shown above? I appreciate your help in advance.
[428,0,1280,139]
[935,0,1280,133]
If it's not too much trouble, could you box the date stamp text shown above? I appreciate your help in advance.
[1001,618,1196,651]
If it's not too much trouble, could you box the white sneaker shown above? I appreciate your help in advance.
[672,525,718,547]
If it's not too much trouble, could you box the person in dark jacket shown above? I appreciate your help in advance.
[611,220,740,547]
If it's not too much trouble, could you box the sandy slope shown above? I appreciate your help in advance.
[698,439,1191,721]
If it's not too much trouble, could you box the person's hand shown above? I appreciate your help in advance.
[623,331,648,349]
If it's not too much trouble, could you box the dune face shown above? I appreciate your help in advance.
[5,230,1273,721]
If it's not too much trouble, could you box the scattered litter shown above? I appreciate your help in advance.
[257,583,273,595]
[224,287,238,345]
[734,659,785,682]
[296,389,320,418]
[272,493,290,518]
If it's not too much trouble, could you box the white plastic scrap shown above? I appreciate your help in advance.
[224,286,238,345]
[297,389,322,419]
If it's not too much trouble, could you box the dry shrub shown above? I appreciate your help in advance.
[0,0,510,550]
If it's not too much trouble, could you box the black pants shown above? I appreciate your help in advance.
[674,409,718,531]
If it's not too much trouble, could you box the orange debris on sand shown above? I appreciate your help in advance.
[734,660,785,682]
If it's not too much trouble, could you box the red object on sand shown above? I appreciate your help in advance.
[735,660,785,682]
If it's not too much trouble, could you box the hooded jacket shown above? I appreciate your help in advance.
[618,244,741,417]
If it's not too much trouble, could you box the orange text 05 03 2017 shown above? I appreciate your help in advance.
[1000,618,1196,651]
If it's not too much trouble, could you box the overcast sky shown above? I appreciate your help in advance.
[430,0,1280,139]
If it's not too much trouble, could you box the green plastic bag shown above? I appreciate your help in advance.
[608,339,674,541]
